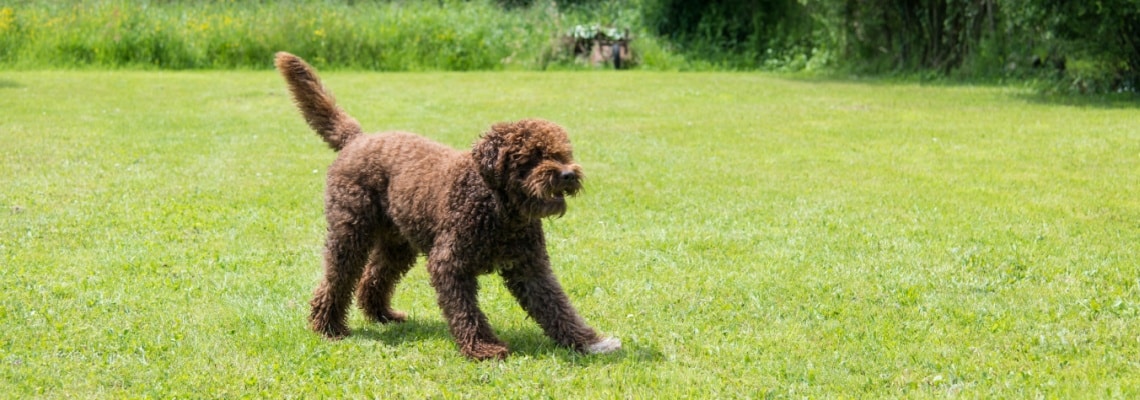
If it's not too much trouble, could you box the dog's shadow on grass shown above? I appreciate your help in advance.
[353,319,663,364]
[0,80,22,89]
[353,319,445,347]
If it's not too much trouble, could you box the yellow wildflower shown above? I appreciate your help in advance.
[0,7,14,33]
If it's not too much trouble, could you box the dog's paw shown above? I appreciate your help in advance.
[382,310,407,323]
[586,337,622,354]
[312,323,350,340]
[366,309,406,324]
[464,342,510,361]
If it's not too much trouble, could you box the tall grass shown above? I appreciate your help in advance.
[0,0,825,72]
[0,0,566,70]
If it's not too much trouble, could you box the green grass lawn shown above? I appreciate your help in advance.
[1,70,1138,397]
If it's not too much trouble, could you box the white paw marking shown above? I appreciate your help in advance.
[587,337,622,354]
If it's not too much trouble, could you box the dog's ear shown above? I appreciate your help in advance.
[473,125,508,187]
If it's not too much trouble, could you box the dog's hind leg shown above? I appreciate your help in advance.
[501,258,621,354]
[356,238,416,324]
[309,188,378,339]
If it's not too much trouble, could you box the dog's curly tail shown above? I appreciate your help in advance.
[274,52,362,152]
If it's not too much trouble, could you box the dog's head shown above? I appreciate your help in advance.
[472,119,583,219]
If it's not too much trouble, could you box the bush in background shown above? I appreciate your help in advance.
[640,0,1139,92]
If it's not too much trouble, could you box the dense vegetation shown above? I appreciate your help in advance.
[0,1,556,71]
[644,0,1140,92]
[1,0,1136,90]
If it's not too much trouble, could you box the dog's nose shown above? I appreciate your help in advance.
[559,170,577,181]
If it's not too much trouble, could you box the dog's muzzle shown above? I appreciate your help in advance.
[549,170,581,201]
[559,170,578,182]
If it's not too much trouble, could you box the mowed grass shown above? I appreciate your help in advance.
[1,70,1138,397]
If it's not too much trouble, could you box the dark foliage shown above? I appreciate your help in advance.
[643,0,1139,91]
[644,0,813,66]
[1036,0,1140,89]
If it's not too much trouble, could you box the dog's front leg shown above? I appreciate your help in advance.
[500,260,621,354]
[427,257,509,360]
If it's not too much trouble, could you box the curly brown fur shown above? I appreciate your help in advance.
[274,52,619,360]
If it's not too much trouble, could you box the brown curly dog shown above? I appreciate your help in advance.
[274,52,620,360]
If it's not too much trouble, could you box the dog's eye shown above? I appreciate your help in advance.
[556,152,572,163]
[510,153,540,170]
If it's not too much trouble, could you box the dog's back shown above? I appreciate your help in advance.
[331,131,477,251]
